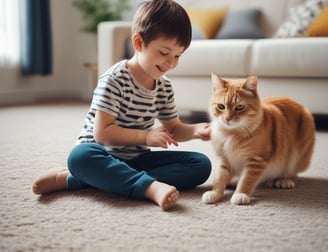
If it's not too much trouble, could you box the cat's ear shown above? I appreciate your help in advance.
[211,72,227,91]
[243,74,258,93]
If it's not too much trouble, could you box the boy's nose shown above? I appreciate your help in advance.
[166,58,176,69]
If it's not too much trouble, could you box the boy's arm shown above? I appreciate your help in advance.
[94,110,178,148]
[161,117,211,142]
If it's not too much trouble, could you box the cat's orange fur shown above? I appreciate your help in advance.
[202,73,315,205]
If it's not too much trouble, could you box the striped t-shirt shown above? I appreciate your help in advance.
[77,60,178,159]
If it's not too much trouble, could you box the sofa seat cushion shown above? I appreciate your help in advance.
[251,38,328,77]
[169,40,254,77]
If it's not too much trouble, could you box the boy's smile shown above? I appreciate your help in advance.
[128,36,185,89]
[156,64,169,73]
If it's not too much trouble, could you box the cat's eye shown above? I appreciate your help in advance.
[216,104,225,110]
[235,104,246,111]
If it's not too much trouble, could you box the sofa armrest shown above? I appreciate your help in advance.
[97,21,132,76]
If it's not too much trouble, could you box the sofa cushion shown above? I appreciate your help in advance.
[274,0,327,37]
[251,38,328,77]
[187,7,228,39]
[216,8,266,39]
[305,3,328,36]
[169,40,253,77]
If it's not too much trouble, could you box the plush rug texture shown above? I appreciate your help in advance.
[1,102,327,252]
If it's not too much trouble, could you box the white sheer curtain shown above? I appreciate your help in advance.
[0,0,20,66]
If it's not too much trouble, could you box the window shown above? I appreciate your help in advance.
[0,0,20,66]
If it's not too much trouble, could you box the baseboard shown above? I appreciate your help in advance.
[314,114,328,131]
[0,89,90,107]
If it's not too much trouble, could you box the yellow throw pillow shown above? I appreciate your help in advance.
[305,4,328,36]
[187,7,228,39]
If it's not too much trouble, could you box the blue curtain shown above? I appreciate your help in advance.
[21,0,52,75]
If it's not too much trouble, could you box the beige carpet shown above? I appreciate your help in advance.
[1,102,328,252]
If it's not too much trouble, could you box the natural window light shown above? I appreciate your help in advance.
[0,0,20,66]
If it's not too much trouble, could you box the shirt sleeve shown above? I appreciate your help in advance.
[91,74,123,118]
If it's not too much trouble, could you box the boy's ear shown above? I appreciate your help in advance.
[132,33,143,52]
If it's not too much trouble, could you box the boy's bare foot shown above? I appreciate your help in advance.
[32,167,69,195]
[144,181,179,211]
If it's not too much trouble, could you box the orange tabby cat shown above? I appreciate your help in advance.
[202,73,315,205]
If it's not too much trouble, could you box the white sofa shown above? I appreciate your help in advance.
[98,0,328,115]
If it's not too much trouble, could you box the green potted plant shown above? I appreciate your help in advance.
[73,0,130,34]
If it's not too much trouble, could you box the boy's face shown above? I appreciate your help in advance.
[138,37,185,80]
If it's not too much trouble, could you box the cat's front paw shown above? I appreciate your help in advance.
[202,190,221,204]
[231,193,250,205]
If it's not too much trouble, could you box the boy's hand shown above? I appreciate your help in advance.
[194,123,211,141]
[146,126,179,148]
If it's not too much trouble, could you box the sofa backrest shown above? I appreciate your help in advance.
[177,0,306,37]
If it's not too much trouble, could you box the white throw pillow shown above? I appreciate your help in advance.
[274,0,328,37]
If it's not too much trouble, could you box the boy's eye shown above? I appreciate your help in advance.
[159,51,181,59]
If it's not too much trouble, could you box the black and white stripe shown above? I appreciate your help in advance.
[77,60,177,159]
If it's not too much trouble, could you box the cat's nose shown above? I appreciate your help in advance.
[223,118,231,125]
[224,117,232,123]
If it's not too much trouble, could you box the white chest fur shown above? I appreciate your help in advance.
[211,121,245,176]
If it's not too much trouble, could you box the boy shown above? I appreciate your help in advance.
[32,0,211,211]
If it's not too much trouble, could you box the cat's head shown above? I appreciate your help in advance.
[209,73,261,129]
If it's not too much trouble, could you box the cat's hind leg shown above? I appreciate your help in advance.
[266,178,295,189]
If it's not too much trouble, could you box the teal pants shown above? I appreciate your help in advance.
[67,143,211,199]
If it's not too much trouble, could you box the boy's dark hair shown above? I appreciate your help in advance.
[132,0,192,49]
